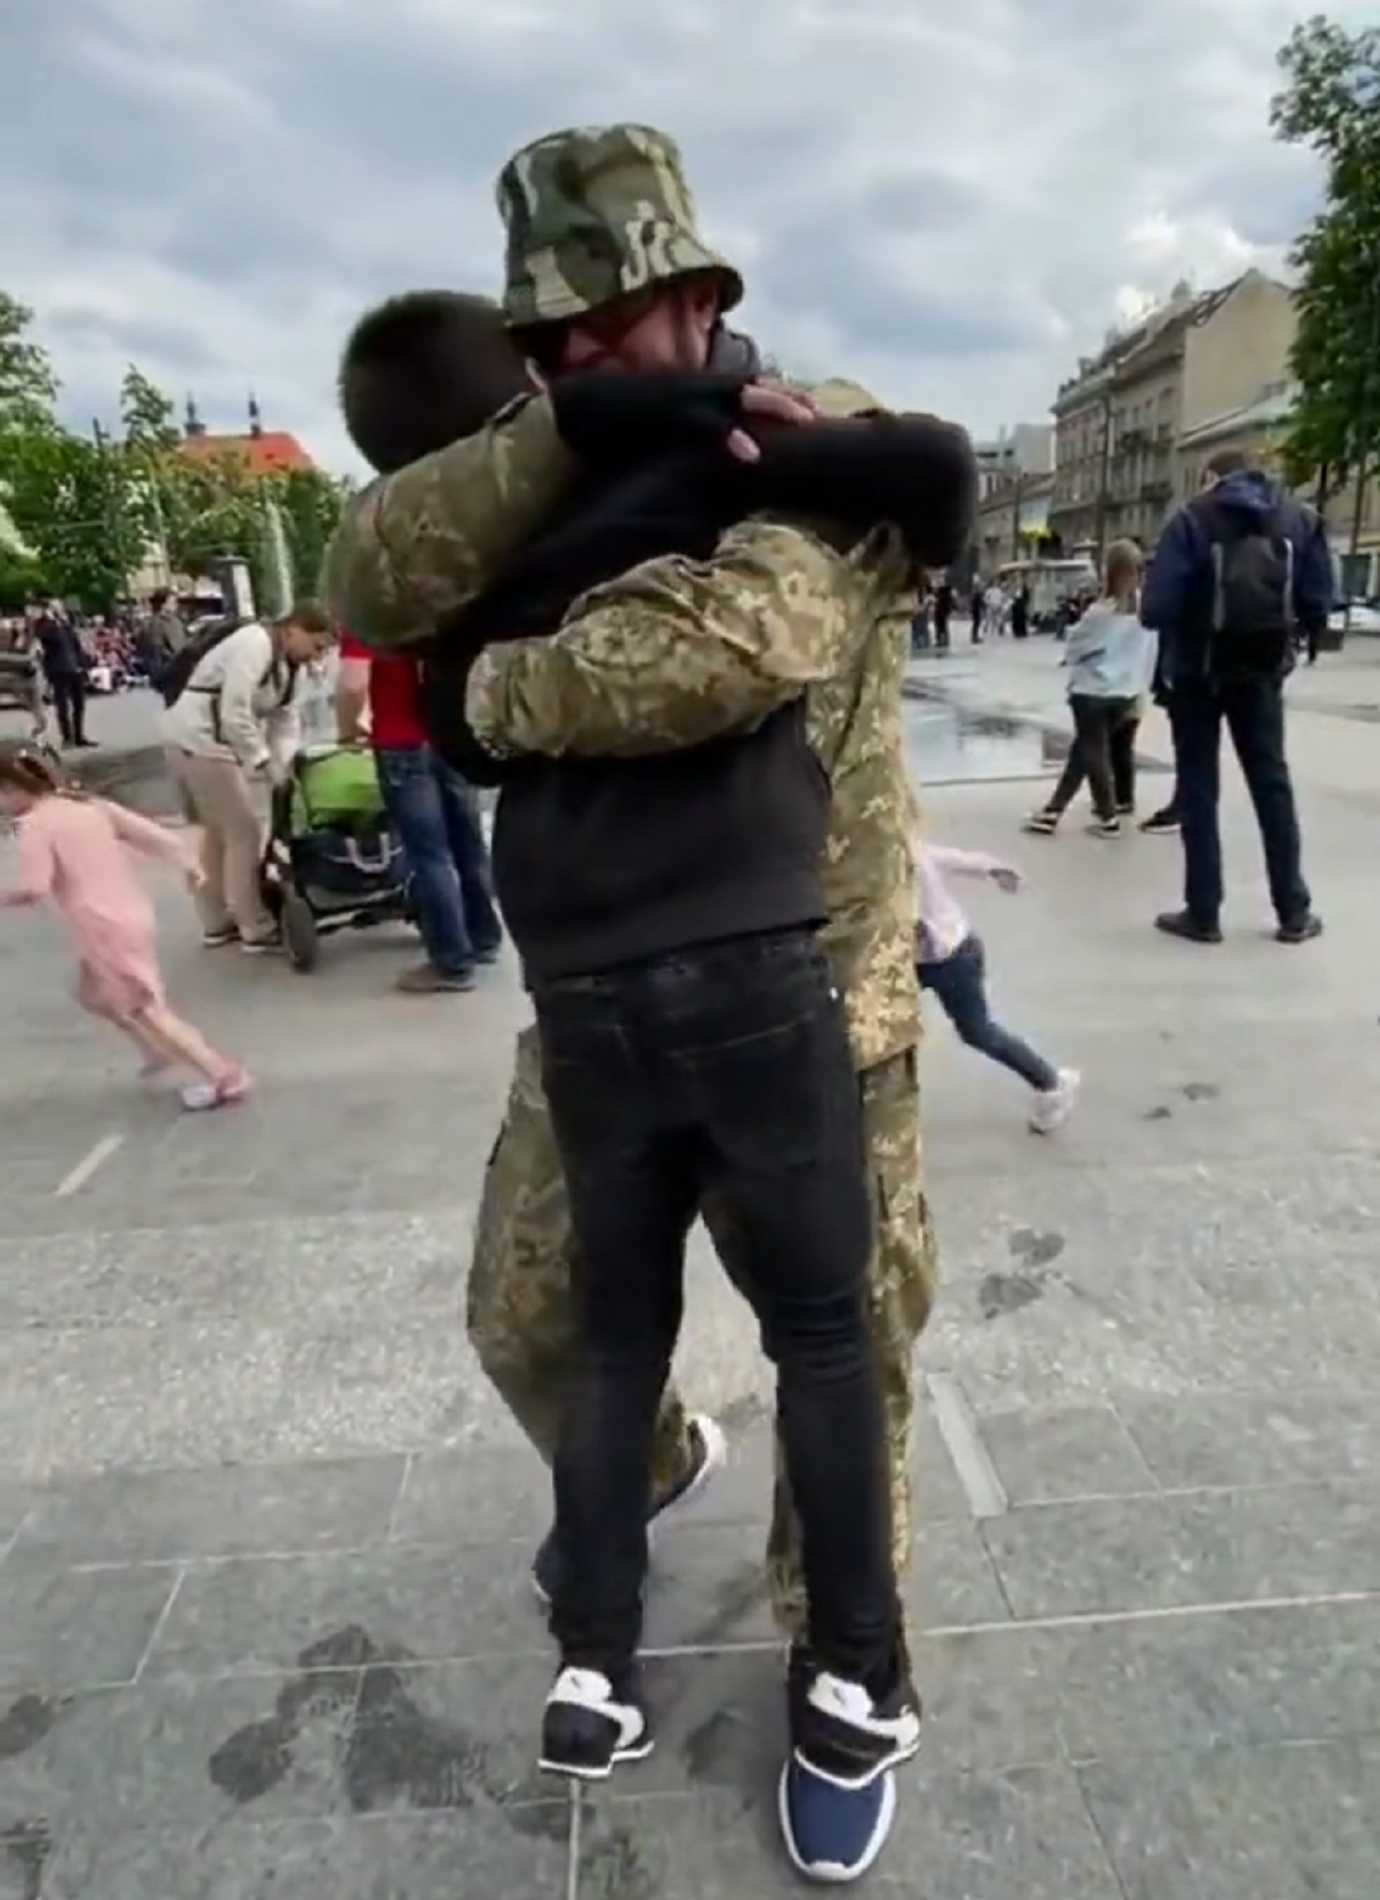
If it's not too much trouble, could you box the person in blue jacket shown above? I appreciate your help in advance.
[1139,449,1329,945]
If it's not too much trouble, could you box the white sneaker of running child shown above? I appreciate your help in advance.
[181,1067,253,1112]
[1030,1068,1080,1135]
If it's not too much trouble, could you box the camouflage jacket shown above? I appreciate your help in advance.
[466,379,919,1070]
[320,398,575,651]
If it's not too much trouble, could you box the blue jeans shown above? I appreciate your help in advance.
[375,745,502,976]
[918,934,1057,1092]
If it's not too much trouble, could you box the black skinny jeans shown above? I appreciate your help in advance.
[534,928,899,1687]
[1048,694,1138,819]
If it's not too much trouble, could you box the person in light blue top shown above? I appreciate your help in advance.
[1024,539,1157,837]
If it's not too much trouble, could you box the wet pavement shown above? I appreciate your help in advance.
[2,653,1380,1896]
[15,683,1100,807]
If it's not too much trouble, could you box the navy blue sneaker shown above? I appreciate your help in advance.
[532,1413,726,1605]
[778,1759,897,1883]
[778,1645,921,1881]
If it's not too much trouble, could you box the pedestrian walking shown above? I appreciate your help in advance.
[1140,449,1327,944]
[916,839,1078,1132]
[141,588,186,692]
[335,633,502,992]
[1024,539,1156,837]
[32,600,93,748]
[933,579,952,649]
[0,742,250,1109]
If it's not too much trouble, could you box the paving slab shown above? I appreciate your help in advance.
[980,1478,1380,1620]
[1,668,1378,1894]
[1078,1736,1380,1900]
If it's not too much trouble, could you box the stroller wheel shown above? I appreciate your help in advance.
[280,889,319,972]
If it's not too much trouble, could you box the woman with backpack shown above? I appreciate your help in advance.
[161,602,336,950]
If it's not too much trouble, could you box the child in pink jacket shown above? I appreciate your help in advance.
[0,742,250,1110]
[916,839,1078,1133]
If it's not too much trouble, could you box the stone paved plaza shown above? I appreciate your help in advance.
[1,655,1379,1897]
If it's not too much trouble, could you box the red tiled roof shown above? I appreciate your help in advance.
[180,430,315,475]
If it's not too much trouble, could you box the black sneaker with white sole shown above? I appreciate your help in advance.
[1139,807,1180,835]
[787,1645,922,1790]
[539,1664,655,1781]
[532,1413,726,1606]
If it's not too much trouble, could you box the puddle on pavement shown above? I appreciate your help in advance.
[905,698,1064,784]
[905,692,1168,786]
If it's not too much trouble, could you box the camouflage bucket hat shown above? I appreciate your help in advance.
[496,123,743,328]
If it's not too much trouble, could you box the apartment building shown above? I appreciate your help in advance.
[1050,269,1297,554]
[974,470,1056,575]
[973,423,1054,497]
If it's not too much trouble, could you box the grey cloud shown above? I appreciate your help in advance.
[756,227,1051,359]
[3,0,1368,468]
[43,311,225,380]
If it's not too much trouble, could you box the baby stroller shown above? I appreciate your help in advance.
[261,743,411,972]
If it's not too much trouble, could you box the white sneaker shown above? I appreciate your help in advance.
[1030,1067,1079,1135]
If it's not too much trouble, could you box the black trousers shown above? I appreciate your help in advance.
[1047,695,1138,820]
[1169,678,1310,926]
[533,927,899,1685]
[50,672,87,745]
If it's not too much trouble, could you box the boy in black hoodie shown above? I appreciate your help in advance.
[329,128,976,1882]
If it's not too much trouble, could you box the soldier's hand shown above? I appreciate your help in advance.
[548,370,813,470]
[729,383,817,463]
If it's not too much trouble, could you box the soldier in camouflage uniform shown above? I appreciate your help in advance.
[324,123,951,1882]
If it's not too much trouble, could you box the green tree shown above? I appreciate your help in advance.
[0,292,59,431]
[274,466,351,598]
[0,427,157,610]
[157,448,264,583]
[118,364,181,454]
[1272,18,1380,492]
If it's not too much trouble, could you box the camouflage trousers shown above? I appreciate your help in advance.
[465,1025,937,1634]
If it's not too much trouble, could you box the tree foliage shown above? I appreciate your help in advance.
[0,292,59,432]
[0,428,159,610]
[1271,16,1380,485]
[118,365,181,455]
[0,295,348,611]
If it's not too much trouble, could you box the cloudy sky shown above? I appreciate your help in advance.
[2,0,1363,475]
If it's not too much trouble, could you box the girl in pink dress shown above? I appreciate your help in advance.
[0,742,251,1110]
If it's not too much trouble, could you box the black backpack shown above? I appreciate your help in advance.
[158,616,248,706]
[1205,506,1295,678]
[159,615,301,712]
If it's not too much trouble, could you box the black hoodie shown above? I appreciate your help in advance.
[337,294,977,981]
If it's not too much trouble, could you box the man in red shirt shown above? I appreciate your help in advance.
[336,636,502,991]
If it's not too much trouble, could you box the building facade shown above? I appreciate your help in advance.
[974,471,1055,576]
[1051,270,1296,556]
[972,423,1054,498]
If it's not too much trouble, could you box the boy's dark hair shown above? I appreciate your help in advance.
[149,588,170,612]
[338,290,533,474]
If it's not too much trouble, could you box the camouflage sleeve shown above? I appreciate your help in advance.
[464,517,860,759]
[319,396,576,651]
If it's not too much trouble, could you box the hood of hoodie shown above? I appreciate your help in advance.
[1209,467,1280,520]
